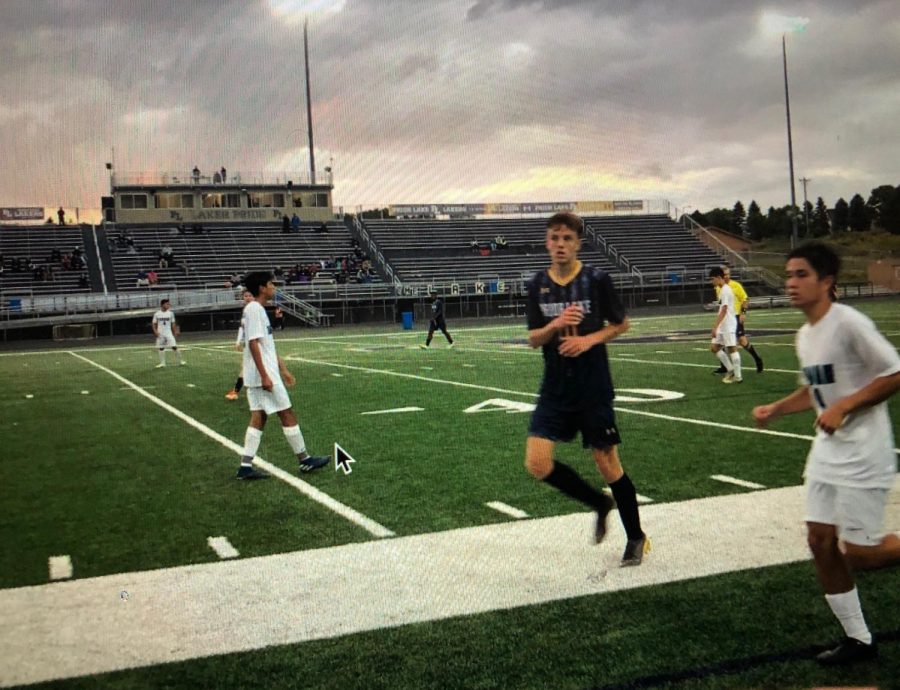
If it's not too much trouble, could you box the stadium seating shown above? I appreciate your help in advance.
[0,225,91,295]
[106,221,380,291]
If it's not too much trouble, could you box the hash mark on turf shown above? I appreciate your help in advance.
[207,537,239,559]
[48,555,72,580]
[485,501,529,519]
[711,475,766,490]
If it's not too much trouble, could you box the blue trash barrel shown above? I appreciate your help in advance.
[402,311,414,330]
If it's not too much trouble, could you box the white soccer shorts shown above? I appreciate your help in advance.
[713,327,737,348]
[156,334,178,349]
[805,479,889,546]
[246,382,292,415]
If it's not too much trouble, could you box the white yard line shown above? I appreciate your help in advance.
[360,407,424,416]
[48,556,72,581]
[5,482,897,687]
[207,537,240,560]
[710,475,767,490]
[485,501,529,519]
[67,352,394,539]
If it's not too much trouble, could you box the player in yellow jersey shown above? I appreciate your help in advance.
[713,265,764,374]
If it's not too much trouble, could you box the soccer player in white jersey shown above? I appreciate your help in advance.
[753,242,900,666]
[708,266,742,383]
[152,299,184,368]
[235,271,329,480]
[225,289,254,400]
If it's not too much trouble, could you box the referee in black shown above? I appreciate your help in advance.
[421,292,454,349]
[524,212,649,566]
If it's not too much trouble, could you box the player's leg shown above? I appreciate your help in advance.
[526,409,614,544]
[725,344,742,382]
[711,341,732,375]
[422,321,436,348]
[172,343,184,365]
[738,320,763,372]
[236,406,269,479]
[439,320,453,345]
[226,366,244,400]
[805,481,876,664]
[838,485,899,570]
[274,397,328,472]
[842,533,900,570]
[156,336,167,367]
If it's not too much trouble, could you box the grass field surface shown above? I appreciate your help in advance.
[1,297,898,689]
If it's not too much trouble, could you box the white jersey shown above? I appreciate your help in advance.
[796,303,900,488]
[716,284,736,333]
[241,301,281,388]
[152,310,176,337]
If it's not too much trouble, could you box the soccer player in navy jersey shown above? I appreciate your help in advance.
[524,212,649,566]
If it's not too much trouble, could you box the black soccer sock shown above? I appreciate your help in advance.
[544,461,608,511]
[234,377,244,393]
[744,343,762,365]
[609,473,643,540]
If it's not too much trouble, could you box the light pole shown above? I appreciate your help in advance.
[799,176,811,237]
[782,34,799,247]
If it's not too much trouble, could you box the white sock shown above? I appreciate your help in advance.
[241,427,263,464]
[716,350,732,371]
[825,587,872,644]
[175,349,183,363]
[158,349,166,365]
[729,351,742,379]
[283,425,306,456]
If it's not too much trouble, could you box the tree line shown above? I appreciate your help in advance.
[692,184,900,239]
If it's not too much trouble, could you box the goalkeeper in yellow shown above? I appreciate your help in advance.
[713,265,764,374]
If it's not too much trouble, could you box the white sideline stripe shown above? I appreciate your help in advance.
[48,556,72,581]
[602,489,654,504]
[360,406,424,416]
[288,355,900,453]
[485,501,529,519]
[67,352,394,539]
[207,537,239,560]
[5,482,898,687]
[711,475,767,490]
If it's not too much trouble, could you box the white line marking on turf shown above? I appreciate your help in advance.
[710,475,766,490]
[24,394,33,399]
[8,482,897,687]
[602,489,653,504]
[48,556,72,580]
[331,373,343,377]
[485,501,529,519]
[207,537,239,560]
[80,390,89,395]
[67,351,393,539]
[360,406,424,416]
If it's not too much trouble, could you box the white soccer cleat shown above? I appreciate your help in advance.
[155,363,166,368]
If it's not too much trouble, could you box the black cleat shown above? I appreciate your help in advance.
[816,636,877,666]
[299,455,330,473]
[756,358,764,373]
[594,493,616,544]
[712,366,727,375]
[235,466,269,480]
[621,533,651,567]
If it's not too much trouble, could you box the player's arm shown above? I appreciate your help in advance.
[815,371,900,434]
[151,318,159,337]
[712,303,728,333]
[752,386,813,427]
[277,355,295,386]
[248,338,272,390]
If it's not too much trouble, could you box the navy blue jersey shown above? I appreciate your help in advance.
[431,297,444,321]
[526,263,626,404]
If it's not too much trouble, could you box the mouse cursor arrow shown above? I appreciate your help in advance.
[334,442,356,475]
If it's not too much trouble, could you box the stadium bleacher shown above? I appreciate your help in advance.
[106,221,380,291]
[0,224,92,296]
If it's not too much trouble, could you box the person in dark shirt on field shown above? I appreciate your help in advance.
[420,292,454,349]
[525,212,649,566]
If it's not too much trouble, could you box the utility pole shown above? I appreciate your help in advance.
[799,176,811,237]
[303,18,316,185]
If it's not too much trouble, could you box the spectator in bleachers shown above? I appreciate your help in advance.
[470,239,480,254]
[79,273,90,289]
[494,234,508,249]
[213,170,222,183]
[282,215,290,234]
[316,222,328,234]
[228,272,242,288]
[291,213,301,233]
[192,166,200,183]
[147,270,159,286]
[273,265,284,279]
[57,207,65,225]
[136,271,150,287]
[274,306,285,331]
[220,166,227,183]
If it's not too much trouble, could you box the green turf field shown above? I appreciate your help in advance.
[1,298,898,689]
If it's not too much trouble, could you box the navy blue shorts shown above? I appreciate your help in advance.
[528,398,621,449]
[735,315,746,338]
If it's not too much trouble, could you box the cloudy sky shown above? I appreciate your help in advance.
[1,0,898,217]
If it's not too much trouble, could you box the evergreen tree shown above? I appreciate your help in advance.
[731,201,746,235]
[848,194,868,232]
[812,197,830,236]
[705,207,733,232]
[832,198,849,233]
[746,200,766,240]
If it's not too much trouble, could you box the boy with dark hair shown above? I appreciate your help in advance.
[152,299,184,368]
[524,212,649,566]
[420,292,454,349]
[753,242,900,665]
[235,271,329,479]
[708,266,742,383]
